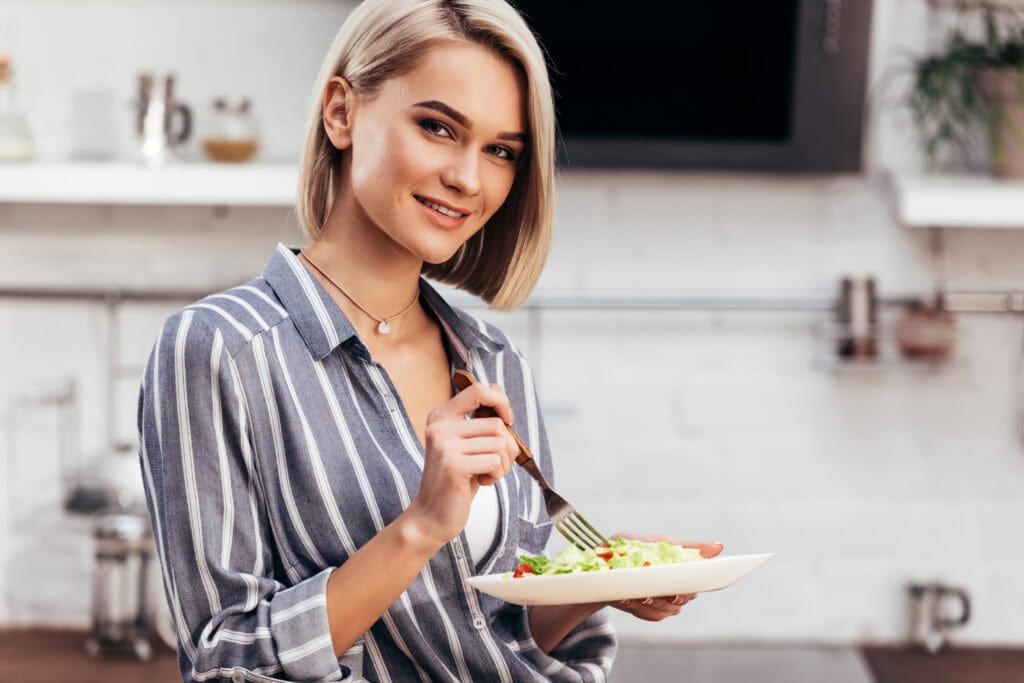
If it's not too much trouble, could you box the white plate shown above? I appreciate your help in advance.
[466,553,773,606]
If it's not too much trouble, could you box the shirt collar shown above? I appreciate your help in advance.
[418,278,505,355]
[263,243,504,361]
[263,243,359,360]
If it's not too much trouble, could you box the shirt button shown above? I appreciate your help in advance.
[472,615,486,630]
[231,672,245,683]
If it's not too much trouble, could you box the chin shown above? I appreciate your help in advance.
[414,236,470,266]
[421,249,460,266]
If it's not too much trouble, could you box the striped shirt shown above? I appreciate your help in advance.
[137,243,617,683]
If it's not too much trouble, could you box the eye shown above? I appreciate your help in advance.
[418,118,453,139]
[486,145,518,162]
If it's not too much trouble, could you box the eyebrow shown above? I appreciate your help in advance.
[412,100,528,143]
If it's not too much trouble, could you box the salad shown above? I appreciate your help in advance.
[508,538,705,578]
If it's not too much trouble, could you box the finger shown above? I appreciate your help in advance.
[459,436,509,456]
[457,422,521,473]
[438,382,514,424]
[453,417,513,439]
[641,597,679,614]
[502,430,518,468]
[616,599,680,620]
[667,593,697,606]
[464,440,515,487]
[685,542,724,558]
[456,453,503,478]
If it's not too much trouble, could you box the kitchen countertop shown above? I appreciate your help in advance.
[6,630,1020,682]
[0,629,179,682]
[862,645,1024,683]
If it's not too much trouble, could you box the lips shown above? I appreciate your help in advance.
[414,195,469,218]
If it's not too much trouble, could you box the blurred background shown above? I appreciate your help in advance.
[1,0,1023,681]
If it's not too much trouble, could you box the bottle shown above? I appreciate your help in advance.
[835,276,879,359]
[0,53,35,162]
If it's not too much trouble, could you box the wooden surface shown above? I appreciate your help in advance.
[863,645,1024,683]
[6,630,1023,683]
[0,629,179,683]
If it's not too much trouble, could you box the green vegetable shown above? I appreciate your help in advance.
[507,538,704,578]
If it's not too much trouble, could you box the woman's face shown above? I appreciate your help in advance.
[332,41,527,265]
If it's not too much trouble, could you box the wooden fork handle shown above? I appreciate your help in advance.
[452,369,534,467]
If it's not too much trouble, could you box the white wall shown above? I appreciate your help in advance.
[2,0,1023,646]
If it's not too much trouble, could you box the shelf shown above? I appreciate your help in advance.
[0,161,298,206]
[893,173,1024,229]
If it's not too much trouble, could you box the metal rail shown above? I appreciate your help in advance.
[0,285,1022,314]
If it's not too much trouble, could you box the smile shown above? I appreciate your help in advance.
[415,196,468,218]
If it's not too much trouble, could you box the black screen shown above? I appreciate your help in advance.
[513,2,799,142]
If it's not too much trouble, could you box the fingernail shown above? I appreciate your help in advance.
[620,599,632,606]
[641,597,654,605]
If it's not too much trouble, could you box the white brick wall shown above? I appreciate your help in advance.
[2,0,1023,647]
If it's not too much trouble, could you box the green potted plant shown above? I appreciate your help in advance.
[909,2,1024,176]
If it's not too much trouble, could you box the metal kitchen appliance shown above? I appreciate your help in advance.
[134,72,192,167]
[85,512,156,661]
[906,581,972,653]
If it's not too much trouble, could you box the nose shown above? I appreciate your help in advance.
[441,149,482,198]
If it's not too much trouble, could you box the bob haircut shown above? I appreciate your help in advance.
[297,0,556,311]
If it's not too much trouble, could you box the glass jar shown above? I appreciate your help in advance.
[202,97,260,163]
[0,53,35,162]
[896,299,957,360]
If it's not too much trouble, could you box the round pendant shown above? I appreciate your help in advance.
[377,320,392,335]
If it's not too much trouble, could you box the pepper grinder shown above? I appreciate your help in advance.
[836,276,878,359]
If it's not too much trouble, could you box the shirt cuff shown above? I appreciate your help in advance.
[269,567,344,681]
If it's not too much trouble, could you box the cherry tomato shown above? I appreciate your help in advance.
[512,562,535,578]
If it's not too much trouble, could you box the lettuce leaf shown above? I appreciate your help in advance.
[509,538,705,578]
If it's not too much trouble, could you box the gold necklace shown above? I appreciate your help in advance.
[299,250,419,335]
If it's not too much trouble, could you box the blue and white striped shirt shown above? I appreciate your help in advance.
[137,243,616,682]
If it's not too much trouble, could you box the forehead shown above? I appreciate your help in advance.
[385,41,527,134]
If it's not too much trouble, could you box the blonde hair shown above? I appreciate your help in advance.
[296,0,555,311]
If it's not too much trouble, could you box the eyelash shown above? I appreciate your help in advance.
[417,118,518,162]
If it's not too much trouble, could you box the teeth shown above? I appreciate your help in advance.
[417,197,466,218]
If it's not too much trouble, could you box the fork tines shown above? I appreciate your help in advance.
[555,511,610,551]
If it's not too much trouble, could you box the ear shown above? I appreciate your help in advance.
[322,76,355,150]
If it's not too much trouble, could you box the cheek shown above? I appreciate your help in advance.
[349,128,417,213]
[369,133,439,195]
[482,167,519,219]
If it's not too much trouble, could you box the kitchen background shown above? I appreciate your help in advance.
[1,0,1023,680]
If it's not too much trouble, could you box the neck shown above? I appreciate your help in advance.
[303,180,426,342]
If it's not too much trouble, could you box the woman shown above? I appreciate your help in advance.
[138,1,722,681]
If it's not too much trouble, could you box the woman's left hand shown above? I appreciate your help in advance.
[603,531,724,622]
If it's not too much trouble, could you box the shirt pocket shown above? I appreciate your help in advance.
[516,515,553,558]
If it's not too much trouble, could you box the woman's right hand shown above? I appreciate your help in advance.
[405,382,519,548]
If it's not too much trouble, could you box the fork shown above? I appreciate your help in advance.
[452,369,610,551]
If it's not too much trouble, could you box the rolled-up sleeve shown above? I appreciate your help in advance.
[138,309,344,682]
